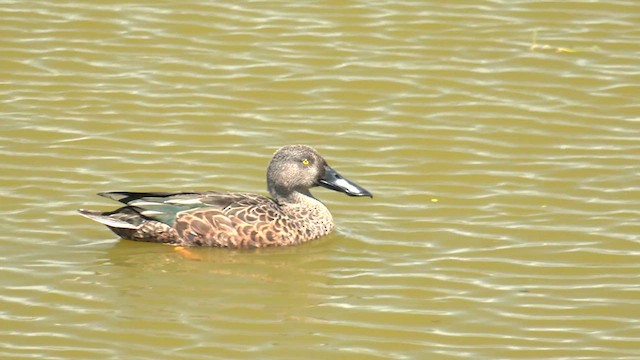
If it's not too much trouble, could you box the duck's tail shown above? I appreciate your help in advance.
[78,208,179,244]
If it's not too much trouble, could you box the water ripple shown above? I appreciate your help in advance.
[1,0,639,359]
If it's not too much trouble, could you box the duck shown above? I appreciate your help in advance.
[78,144,372,248]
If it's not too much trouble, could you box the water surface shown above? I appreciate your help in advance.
[1,1,639,359]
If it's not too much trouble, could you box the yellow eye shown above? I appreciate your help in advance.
[301,159,309,166]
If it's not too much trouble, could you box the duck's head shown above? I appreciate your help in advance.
[267,144,372,200]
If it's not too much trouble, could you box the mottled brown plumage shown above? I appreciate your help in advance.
[79,144,372,248]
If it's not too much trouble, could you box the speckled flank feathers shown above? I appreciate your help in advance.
[79,145,372,248]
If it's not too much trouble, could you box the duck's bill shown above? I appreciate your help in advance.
[318,165,372,198]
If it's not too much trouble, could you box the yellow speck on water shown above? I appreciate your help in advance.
[431,198,439,202]
[529,30,600,54]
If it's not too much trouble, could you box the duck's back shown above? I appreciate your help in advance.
[83,191,332,248]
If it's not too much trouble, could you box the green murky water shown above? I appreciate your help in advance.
[1,1,639,359]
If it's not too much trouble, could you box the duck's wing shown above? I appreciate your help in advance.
[99,191,207,206]
[98,191,276,225]
[95,191,286,247]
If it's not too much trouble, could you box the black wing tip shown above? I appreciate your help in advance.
[97,191,123,199]
[98,191,146,204]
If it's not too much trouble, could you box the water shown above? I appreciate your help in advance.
[1,1,639,359]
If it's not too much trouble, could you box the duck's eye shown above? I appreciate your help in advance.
[301,158,310,166]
